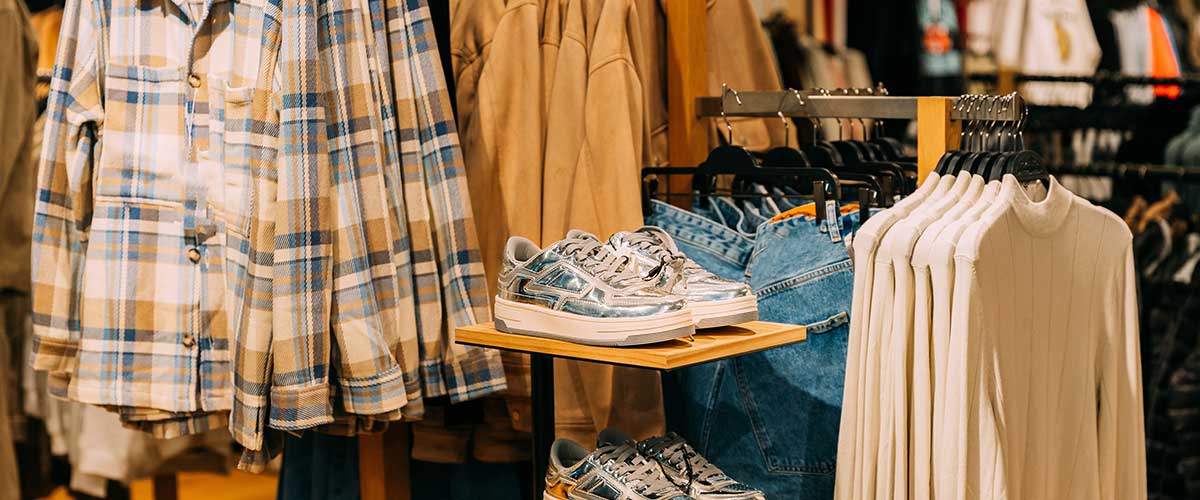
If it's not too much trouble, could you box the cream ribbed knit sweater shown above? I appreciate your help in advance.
[944,176,1146,500]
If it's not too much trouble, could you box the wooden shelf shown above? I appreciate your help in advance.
[455,321,806,370]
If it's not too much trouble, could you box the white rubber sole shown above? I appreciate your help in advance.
[689,294,759,329]
[494,297,695,346]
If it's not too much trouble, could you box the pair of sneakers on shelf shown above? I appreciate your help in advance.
[546,429,766,500]
[495,227,758,346]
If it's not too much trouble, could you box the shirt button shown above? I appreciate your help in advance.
[187,248,202,263]
[188,73,201,88]
[182,334,195,347]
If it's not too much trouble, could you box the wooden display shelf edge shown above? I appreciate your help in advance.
[455,321,805,370]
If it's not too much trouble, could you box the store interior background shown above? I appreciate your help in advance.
[8,0,1200,498]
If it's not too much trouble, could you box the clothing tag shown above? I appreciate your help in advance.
[825,200,842,243]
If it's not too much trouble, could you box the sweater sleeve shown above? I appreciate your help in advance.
[944,257,1006,500]
[1098,246,1146,500]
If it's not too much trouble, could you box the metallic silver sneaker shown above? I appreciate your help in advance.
[494,236,695,346]
[545,439,694,500]
[601,226,758,329]
[599,429,766,500]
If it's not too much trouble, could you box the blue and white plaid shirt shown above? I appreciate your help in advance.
[33,0,504,465]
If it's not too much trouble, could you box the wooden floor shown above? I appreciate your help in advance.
[41,471,277,500]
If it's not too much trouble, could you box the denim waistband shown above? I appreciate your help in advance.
[748,206,858,296]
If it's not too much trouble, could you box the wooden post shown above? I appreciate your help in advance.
[359,424,412,500]
[997,67,1018,94]
[916,97,961,184]
[666,0,709,200]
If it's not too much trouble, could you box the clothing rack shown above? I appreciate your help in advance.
[694,92,1027,122]
[684,89,1019,183]
[1047,162,1200,182]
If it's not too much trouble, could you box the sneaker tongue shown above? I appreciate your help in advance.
[635,226,680,253]
[566,229,601,242]
[597,428,635,448]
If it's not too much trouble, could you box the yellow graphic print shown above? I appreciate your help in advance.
[1054,18,1072,61]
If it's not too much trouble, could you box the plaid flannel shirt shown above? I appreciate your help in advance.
[386,0,505,403]
[30,0,285,415]
[235,0,408,463]
[34,0,498,462]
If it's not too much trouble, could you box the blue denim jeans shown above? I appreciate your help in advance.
[650,202,857,500]
[644,199,754,282]
[277,432,360,500]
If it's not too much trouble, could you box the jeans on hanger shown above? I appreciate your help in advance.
[276,432,359,500]
[739,201,772,232]
[652,203,857,500]
[709,197,760,238]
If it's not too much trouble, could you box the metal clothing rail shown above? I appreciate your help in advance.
[1046,162,1200,182]
[695,91,1026,121]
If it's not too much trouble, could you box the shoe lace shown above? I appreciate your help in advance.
[595,444,684,498]
[640,434,727,492]
[623,232,701,274]
[560,239,643,286]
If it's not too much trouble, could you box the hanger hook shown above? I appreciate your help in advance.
[854,88,870,141]
[720,83,742,144]
[791,89,818,144]
[986,95,999,151]
[973,95,988,151]
[777,91,791,149]
[1015,93,1027,149]
[832,89,845,141]
[957,94,970,147]
[964,95,979,150]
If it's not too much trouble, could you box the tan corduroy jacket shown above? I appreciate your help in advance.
[0,0,38,294]
[454,0,666,453]
[540,0,666,445]
[637,0,794,163]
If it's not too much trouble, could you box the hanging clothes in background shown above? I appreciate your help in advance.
[1149,6,1184,98]
[1106,2,1187,103]
[0,0,38,498]
[763,13,874,140]
[997,0,1101,106]
[918,0,965,95]
[1117,185,1200,500]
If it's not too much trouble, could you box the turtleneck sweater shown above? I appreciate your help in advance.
[943,175,1146,500]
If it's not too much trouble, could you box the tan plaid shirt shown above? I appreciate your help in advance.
[33,0,503,461]
[30,0,416,438]
[31,0,279,414]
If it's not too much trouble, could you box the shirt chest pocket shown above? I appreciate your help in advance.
[100,64,188,203]
[205,77,255,237]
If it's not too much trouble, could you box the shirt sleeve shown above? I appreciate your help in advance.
[269,0,334,429]
[1098,245,1146,500]
[30,0,102,378]
[231,0,283,464]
